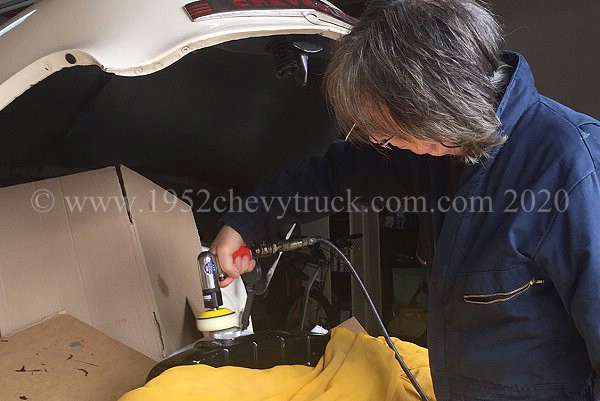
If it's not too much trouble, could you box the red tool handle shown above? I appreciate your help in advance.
[232,246,252,259]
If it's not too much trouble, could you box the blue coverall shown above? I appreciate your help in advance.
[221,52,600,400]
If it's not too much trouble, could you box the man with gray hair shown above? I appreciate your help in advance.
[212,0,600,399]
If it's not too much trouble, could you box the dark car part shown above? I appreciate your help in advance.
[266,37,324,86]
[147,330,329,382]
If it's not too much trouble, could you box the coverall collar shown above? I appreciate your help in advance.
[496,52,540,139]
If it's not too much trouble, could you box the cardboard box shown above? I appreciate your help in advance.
[0,166,247,361]
[0,313,156,401]
[336,316,368,334]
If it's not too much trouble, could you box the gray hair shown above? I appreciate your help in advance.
[325,0,510,162]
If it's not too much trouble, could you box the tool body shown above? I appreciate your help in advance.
[197,247,251,309]
[196,239,317,334]
[196,247,252,334]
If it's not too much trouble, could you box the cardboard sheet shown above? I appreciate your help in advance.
[0,313,156,401]
[0,166,247,361]
[0,167,163,358]
[336,316,368,334]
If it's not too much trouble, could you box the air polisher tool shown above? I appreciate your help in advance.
[196,247,251,335]
[196,238,318,336]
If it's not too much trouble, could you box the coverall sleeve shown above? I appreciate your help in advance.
[533,170,600,395]
[220,139,412,245]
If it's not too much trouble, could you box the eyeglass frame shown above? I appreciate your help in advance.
[345,124,461,150]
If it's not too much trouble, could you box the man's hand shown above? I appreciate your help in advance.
[210,225,256,287]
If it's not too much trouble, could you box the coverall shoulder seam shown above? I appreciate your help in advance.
[537,100,597,170]
[577,122,600,172]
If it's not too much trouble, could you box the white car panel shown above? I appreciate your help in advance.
[0,0,351,111]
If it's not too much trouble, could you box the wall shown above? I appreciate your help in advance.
[491,0,600,117]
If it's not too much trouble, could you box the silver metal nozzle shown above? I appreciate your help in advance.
[251,237,317,258]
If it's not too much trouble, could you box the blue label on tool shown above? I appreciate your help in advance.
[204,260,216,275]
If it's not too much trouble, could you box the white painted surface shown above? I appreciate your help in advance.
[0,0,350,111]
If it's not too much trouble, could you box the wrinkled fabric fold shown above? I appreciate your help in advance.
[119,327,435,401]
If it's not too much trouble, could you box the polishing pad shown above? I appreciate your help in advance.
[197,307,238,332]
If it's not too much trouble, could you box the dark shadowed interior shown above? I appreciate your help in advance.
[0,35,340,242]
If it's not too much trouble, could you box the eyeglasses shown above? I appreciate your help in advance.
[344,124,356,141]
[345,122,461,151]
[375,136,394,149]
[345,125,394,149]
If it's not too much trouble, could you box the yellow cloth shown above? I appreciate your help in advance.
[119,327,436,401]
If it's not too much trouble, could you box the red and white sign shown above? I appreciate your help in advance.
[185,0,356,25]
